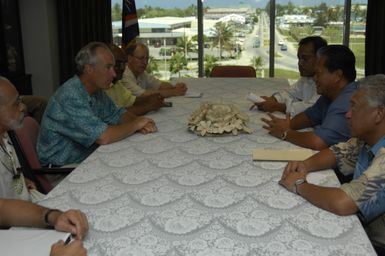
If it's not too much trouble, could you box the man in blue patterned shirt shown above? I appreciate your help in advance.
[279,74,385,250]
[37,42,157,166]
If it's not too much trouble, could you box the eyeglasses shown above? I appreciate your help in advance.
[132,55,149,63]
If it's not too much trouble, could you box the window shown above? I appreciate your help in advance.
[111,0,367,79]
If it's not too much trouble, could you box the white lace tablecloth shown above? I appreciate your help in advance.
[41,78,376,256]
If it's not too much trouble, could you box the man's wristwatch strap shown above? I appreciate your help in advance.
[281,130,289,140]
[44,209,61,227]
[293,178,307,194]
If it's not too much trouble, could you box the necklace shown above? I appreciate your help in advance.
[0,138,20,179]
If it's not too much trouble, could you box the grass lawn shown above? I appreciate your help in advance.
[261,68,300,79]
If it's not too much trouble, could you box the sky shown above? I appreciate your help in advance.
[113,0,366,9]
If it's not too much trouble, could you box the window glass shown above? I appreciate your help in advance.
[274,1,344,79]
[112,1,367,79]
[112,0,197,80]
[350,2,367,79]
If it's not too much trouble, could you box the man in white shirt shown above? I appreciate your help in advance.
[254,36,327,116]
[122,42,187,97]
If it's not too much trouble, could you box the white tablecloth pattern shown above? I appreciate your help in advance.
[41,78,376,256]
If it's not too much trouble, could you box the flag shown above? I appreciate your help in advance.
[122,0,139,46]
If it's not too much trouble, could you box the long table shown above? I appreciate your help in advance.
[41,78,376,256]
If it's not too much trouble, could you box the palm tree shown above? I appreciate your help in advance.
[169,52,187,77]
[146,56,159,77]
[251,56,264,77]
[204,54,219,77]
[176,35,195,59]
[210,22,234,60]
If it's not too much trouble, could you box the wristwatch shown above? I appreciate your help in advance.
[293,178,307,194]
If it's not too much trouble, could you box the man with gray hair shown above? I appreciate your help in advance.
[38,42,157,167]
[122,42,187,97]
[279,74,385,251]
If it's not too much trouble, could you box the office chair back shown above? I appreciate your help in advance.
[11,117,74,193]
[210,65,256,77]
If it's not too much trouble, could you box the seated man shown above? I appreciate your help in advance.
[262,45,357,150]
[37,42,157,166]
[254,36,327,116]
[105,44,164,115]
[0,76,44,201]
[0,198,88,256]
[122,42,188,98]
[279,74,385,252]
[0,77,88,255]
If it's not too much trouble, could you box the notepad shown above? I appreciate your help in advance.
[0,229,71,256]
[252,149,316,161]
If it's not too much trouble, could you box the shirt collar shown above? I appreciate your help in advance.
[368,135,385,157]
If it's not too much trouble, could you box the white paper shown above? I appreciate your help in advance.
[0,229,71,256]
[185,90,203,98]
[246,92,263,103]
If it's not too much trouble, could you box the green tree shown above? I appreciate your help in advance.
[210,22,234,60]
[287,1,295,15]
[111,3,122,21]
[314,3,329,27]
[251,56,264,77]
[176,35,195,59]
[204,55,219,77]
[146,56,159,76]
[169,52,187,77]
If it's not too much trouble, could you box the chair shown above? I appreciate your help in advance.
[210,65,256,78]
[9,117,73,193]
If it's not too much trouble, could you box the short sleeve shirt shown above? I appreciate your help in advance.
[330,137,385,244]
[273,77,319,116]
[105,80,136,108]
[37,76,126,166]
[122,67,162,96]
[304,82,357,146]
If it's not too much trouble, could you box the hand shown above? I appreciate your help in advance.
[137,118,157,134]
[279,168,307,193]
[261,113,291,138]
[173,83,187,96]
[146,93,164,111]
[281,161,309,179]
[25,178,37,190]
[255,96,281,112]
[50,239,87,256]
[53,210,88,240]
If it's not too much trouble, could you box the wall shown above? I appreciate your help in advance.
[18,0,59,97]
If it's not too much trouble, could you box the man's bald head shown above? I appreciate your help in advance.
[0,77,25,133]
[108,44,127,82]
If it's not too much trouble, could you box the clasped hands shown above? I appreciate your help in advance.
[279,161,309,194]
[137,117,157,134]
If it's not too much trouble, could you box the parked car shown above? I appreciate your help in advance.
[278,39,284,46]
[280,44,287,51]
[253,38,260,48]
